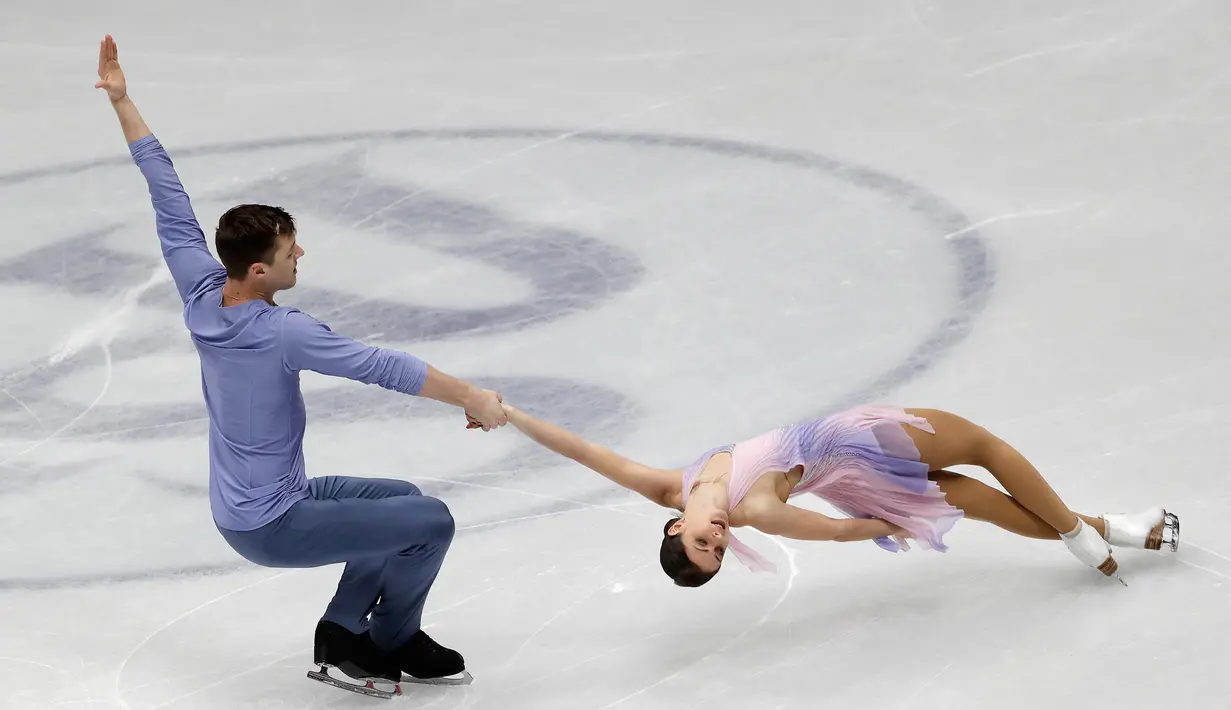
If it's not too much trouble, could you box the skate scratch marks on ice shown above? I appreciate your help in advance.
[0,266,169,469]
[418,478,662,670]
[457,508,587,533]
[596,534,799,710]
[500,561,652,670]
[60,416,211,442]
[0,656,89,703]
[503,631,671,699]
[0,344,112,469]
[964,41,1111,78]
[906,660,956,703]
[0,386,43,428]
[957,0,1197,80]
[331,141,370,222]
[425,586,499,617]
[48,266,169,366]
[147,650,300,710]
[114,571,289,710]
[1179,560,1231,582]
[940,202,1088,241]
[1185,541,1231,565]
[1180,541,1231,583]
[413,476,647,520]
[483,482,660,667]
[348,85,730,231]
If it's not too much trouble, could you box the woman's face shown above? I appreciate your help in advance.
[668,507,730,573]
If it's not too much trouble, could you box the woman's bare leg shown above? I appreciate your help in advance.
[929,471,1106,539]
[902,409,1082,535]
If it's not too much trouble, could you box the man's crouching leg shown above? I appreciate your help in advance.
[366,495,464,681]
[216,476,460,689]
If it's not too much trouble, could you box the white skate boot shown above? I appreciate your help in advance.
[1101,507,1179,552]
[1061,519,1124,584]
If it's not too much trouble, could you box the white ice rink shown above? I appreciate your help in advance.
[2,1,1230,708]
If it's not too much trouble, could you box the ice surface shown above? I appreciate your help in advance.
[1,1,1229,708]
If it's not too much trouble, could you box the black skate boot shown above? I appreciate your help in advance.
[307,620,404,698]
[391,629,473,686]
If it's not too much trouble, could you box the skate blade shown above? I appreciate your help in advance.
[1163,511,1180,552]
[401,670,473,686]
[308,666,401,699]
[1097,558,1128,587]
[1145,511,1180,552]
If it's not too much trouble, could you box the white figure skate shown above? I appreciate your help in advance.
[1102,507,1179,552]
[1062,519,1125,585]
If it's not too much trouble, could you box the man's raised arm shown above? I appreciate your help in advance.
[95,35,225,302]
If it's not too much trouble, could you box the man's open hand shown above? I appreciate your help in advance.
[95,35,128,103]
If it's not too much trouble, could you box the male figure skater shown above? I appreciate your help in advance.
[95,35,504,695]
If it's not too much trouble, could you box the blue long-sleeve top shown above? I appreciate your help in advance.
[130,135,428,531]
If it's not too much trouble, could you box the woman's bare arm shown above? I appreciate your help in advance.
[501,404,678,507]
[743,498,904,542]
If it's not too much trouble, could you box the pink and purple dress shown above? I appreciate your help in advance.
[679,405,964,573]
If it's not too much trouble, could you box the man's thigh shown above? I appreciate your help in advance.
[222,482,449,568]
[309,475,422,502]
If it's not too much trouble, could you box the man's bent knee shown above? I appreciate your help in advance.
[419,495,456,543]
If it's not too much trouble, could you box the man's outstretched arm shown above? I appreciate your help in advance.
[281,310,509,430]
[96,35,225,302]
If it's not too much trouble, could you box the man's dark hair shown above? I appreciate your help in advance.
[659,517,719,587]
[215,204,296,279]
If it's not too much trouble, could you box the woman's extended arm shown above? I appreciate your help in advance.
[743,498,905,542]
[501,404,678,507]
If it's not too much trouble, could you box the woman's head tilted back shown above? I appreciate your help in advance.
[659,506,731,587]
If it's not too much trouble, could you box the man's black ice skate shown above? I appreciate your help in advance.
[391,629,473,686]
[307,620,404,699]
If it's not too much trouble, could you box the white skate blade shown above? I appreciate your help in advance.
[308,666,401,699]
[400,670,473,686]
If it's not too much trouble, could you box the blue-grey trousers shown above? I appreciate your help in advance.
[217,476,455,652]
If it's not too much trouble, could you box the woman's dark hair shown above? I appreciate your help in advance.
[659,517,719,587]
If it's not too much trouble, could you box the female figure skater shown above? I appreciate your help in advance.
[491,403,1178,587]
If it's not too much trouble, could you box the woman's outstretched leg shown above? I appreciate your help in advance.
[900,408,1126,578]
[901,408,1081,534]
[928,469,1177,579]
[929,471,1106,539]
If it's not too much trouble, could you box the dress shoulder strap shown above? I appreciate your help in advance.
[679,445,733,506]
